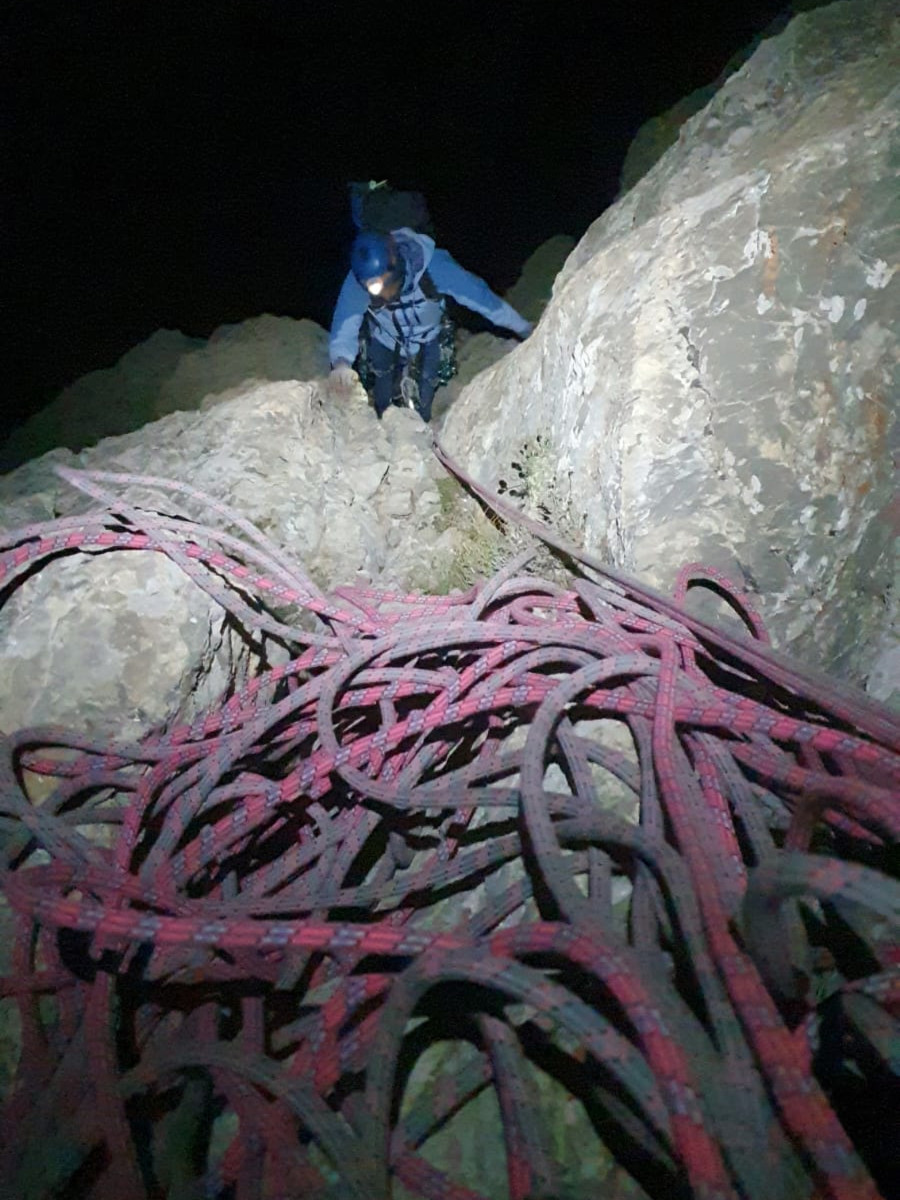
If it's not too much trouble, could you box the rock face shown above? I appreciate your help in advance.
[502,234,577,324]
[1,2,897,745]
[0,550,247,743]
[0,246,553,740]
[0,329,202,471]
[0,239,566,472]
[0,317,331,472]
[615,5,835,194]
[0,379,506,740]
[155,315,330,417]
[442,0,898,690]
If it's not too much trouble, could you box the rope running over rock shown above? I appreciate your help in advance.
[0,446,897,1200]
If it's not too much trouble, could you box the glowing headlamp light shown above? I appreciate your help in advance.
[366,278,385,296]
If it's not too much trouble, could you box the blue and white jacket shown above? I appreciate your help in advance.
[329,228,532,367]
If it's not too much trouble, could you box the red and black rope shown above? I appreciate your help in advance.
[0,453,896,1199]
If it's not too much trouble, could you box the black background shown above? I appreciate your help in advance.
[3,1,794,439]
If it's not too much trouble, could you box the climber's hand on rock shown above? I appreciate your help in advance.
[329,361,359,394]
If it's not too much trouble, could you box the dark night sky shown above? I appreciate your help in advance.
[2,1,794,442]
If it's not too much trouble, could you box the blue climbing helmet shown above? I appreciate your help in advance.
[350,231,403,296]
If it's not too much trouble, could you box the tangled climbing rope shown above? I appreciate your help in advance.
[0,444,897,1200]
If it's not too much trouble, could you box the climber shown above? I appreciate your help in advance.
[328,225,533,423]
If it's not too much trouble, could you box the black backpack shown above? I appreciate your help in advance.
[349,180,434,236]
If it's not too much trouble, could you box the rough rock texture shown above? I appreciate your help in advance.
[442,0,899,693]
[0,329,202,470]
[432,331,522,422]
[0,237,566,472]
[0,318,330,472]
[0,551,247,743]
[2,4,898,740]
[0,379,501,739]
[503,234,577,323]
[615,5,836,193]
[0,231,570,739]
[155,314,330,416]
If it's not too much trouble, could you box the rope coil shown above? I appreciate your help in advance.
[0,451,896,1199]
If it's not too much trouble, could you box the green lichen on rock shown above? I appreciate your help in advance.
[413,435,585,597]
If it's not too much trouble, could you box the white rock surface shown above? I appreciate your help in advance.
[442,0,899,688]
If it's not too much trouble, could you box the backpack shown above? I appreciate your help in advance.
[349,180,434,236]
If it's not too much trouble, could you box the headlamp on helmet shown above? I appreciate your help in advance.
[351,231,401,295]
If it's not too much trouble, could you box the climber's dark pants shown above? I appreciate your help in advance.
[366,335,442,423]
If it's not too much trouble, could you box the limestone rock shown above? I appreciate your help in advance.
[503,234,576,324]
[0,550,245,743]
[2,2,897,745]
[156,314,330,416]
[432,331,521,422]
[615,4,815,194]
[442,0,899,688]
[0,315,330,472]
[0,329,201,471]
[0,379,500,740]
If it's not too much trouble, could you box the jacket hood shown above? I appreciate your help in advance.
[392,228,435,291]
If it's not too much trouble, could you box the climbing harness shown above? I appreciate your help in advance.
[356,270,457,407]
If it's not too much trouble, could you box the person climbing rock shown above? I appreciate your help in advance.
[329,182,532,423]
